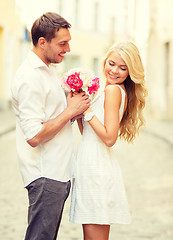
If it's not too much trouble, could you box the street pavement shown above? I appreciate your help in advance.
[0,109,16,137]
[0,109,173,240]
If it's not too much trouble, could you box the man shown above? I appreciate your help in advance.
[11,12,90,240]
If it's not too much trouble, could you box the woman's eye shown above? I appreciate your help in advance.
[109,62,114,66]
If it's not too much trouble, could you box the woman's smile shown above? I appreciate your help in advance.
[104,52,129,85]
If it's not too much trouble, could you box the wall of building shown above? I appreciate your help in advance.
[0,0,25,110]
[55,0,130,85]
[146,0,173,119]
[126,0,173,120]
[1,0,173,120]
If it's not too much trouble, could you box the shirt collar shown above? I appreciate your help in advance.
[28,50,49,69]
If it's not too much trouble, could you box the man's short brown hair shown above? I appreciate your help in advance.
[31,12,71,46]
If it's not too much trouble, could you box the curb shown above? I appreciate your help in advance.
[143,129,173,147]
[0,125,16,137]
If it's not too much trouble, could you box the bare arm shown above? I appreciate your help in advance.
[84,85,122,147]
[27,91,90,147]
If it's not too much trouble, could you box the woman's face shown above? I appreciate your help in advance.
[104,51,129,86]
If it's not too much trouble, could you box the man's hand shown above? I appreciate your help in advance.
[67,91,90,118]
[27,91,90,147]
[71,113,83,123]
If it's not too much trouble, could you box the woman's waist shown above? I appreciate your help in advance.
[81,133,103,143]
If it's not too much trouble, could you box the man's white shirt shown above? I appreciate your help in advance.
[11,51,74,187]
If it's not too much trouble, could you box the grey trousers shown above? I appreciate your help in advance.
[25,177,71,240]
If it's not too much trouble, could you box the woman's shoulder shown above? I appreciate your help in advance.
[105,84,122,95]
[104,84,122,108]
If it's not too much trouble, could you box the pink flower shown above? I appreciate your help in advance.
[66,72,83,91]
[88,77,100,94]
[61,68,100,95]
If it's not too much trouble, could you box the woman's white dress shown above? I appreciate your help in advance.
[70,85,131,224]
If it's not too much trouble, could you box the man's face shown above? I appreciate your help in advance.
[43,28,71,65]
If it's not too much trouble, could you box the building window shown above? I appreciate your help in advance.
[164,42,170,114]
[94,2,99,32]
[93,57,99,75]
[74,0,79,27]
[110,16,115,38]
[24,28,31,42]
[56,55,81,80]
[164,42,170,87]
[0,27,3,101]
[64,55,81,72]
[58,0,63,14]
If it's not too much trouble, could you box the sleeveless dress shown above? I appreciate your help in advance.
[70,85,131,224]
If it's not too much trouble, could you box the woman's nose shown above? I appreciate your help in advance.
[112,66,118,73]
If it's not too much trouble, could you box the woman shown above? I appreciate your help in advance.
[70,40,147,240]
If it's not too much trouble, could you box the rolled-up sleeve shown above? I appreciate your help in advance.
[16,75,45,141]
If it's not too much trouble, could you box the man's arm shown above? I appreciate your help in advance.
[27,91,90,147]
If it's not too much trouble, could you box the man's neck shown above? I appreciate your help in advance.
[32,47,49,67]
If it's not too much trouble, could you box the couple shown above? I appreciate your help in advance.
[11,12,147,240]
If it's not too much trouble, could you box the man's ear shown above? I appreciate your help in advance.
[38,37,46,49]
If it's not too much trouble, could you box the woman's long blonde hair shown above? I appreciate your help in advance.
[103,40,148,142]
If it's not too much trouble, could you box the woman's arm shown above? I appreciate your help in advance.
[84,85,122,147]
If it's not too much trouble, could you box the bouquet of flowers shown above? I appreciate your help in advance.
[61,68,100,95]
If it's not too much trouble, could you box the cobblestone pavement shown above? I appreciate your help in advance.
[0,111,173,239]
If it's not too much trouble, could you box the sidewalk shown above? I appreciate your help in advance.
[0,109,173,240]
[144,114,173,146]
[0,109,16,137]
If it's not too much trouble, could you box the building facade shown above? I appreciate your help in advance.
[55,0,130,83]
[146,0,173,119]
[0,0,27,110]
[1,0,173,120]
